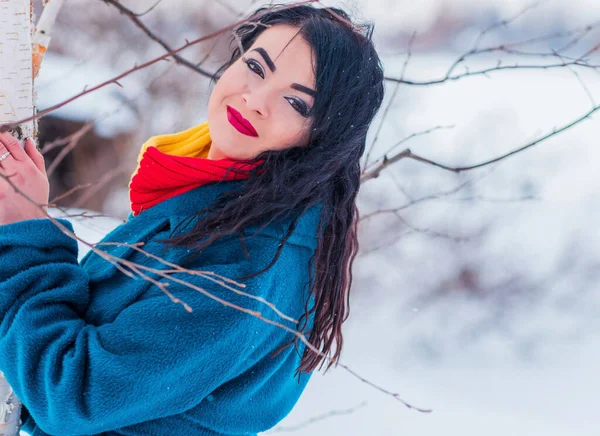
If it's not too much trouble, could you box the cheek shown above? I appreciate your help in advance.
[208,81,228,110]
[209,67,242,108]
[267,116,311,150]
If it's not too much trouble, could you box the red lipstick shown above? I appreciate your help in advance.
[227,105,258,137]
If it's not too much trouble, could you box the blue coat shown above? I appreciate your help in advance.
[0,181,320,435]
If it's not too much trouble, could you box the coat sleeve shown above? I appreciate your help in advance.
[0,218,297,435]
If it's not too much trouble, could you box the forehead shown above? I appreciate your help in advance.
[249,24,315,84]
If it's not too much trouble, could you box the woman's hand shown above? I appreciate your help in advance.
[0,132,49,226]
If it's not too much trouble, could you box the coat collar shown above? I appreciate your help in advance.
[127,181,322,251]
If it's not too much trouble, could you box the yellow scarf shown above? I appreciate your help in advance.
[128,122,260,216]
[129,122,212,184]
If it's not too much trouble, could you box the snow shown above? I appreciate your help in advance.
[49,207,123,260]
[262,51,600,436]
[19,0,600,434]
[35,52,151,138]
[37,50,600,431]
[345,0,600,35]
[165,0,600,33]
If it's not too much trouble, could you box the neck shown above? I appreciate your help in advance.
[207,144,228,160]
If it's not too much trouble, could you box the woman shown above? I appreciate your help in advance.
[0,4,384,435]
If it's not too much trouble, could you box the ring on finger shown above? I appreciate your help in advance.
[0,151,11,162]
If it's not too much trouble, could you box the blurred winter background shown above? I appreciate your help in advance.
[30,0,600,434]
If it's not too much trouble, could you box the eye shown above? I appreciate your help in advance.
[285,97,310,117]
[242,56,311,117]
[243,57,264,79]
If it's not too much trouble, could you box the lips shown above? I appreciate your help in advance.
[227,106,258,137]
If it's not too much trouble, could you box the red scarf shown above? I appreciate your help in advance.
[129,122,260,216]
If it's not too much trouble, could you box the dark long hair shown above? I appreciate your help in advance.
[159,4,385,373]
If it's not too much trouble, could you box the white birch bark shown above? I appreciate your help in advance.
[0,0,35,138]
[0,0,35,434]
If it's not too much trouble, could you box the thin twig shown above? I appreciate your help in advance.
[472,0,548,51]
[385,61,600,86]
[387,16,600,85]
[362,125,455,176]
[46,123,93,177]
[0,171,431,412]
[133,0,164,17]
[99,241,299,324]
[40,122,93,154]
[364,31,417,168]
[49,183,94,204]
[101,0,215,78]
[272,401,368,432]
[0,0,318,132]
[552,49,596,108]
[213,0,242,16]
[361,104,600,181]
[72,163,130,208]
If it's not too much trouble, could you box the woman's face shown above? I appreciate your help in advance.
[207,24,316,160]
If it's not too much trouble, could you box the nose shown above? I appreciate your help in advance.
[241,89,269,118]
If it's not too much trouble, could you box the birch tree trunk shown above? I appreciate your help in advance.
[0,0,36,434]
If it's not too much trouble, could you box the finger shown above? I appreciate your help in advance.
[0,131,27,161]
[0,140,15,168]
[24,137,46,175]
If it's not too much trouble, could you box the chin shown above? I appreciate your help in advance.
[210,141,234,161]
[209,132,246,161]
[209,111,261,160]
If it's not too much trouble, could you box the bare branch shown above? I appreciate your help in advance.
[446,2,593,79]
[49,183,94,205]
[362,124,455,176]
[0,0,318,132]
[132,0,164,17]
[213,0,242,16]
[384,17,600,86]
[358,229,414,256]
[385,60,600,86]
[580,40,600,60]
[471,0,548,51]
[364,31,417,168]
[361,176,477,221]
[95,0,599,95]
[451,194,540,203]
[361,104,600,180]
[40,122,93,154]
[52,209,111,220]
[101,0,215,78]
[272,401,368,432]
[99,241,299,324]
[45,123,94,177]
[0,168,431,412]
[552,49,596,108]
[391,212,471,243]
[72,163,130,209]
[388,170,414,201]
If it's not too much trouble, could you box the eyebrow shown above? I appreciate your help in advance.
[250,47,317,98]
